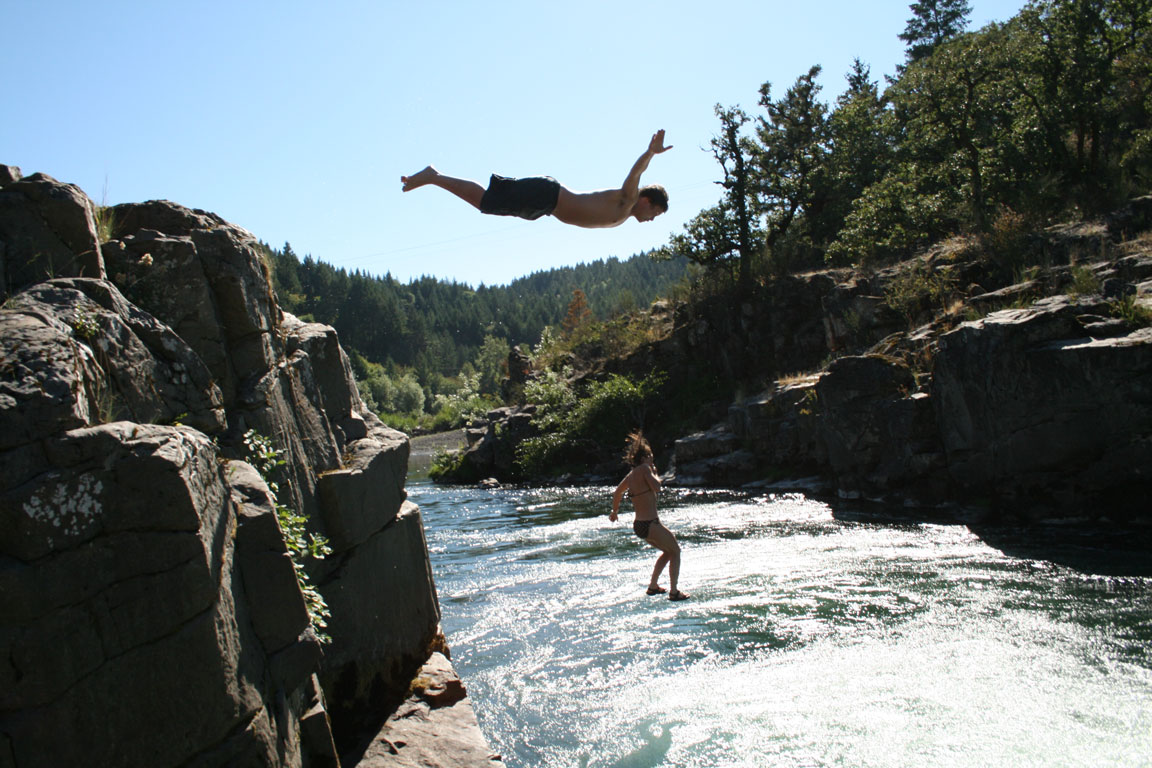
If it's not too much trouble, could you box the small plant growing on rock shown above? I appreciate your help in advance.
[1069,265,1102,296]
[428,447,467,482]
[94,205,116,244]
[242,429,333,643]
[1109,295,1152,327]
[70,308,100,341]
[883,261,956,326]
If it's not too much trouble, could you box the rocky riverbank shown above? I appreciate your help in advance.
[0,166,498,767]
[442,200,1152,523]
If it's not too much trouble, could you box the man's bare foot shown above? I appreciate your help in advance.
[401,166,438,192]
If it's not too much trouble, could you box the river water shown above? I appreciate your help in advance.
[409,480,1152,768]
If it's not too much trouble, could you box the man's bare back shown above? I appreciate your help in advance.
[401,130,671,228]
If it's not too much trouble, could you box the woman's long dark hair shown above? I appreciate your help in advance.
[623,430,653,466]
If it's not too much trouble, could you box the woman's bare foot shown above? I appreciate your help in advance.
[401,166,438,192]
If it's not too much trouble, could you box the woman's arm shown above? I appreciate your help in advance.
[610,476,628,521]
[641,461,661,494]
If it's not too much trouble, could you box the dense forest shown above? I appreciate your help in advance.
[263,241,691,427]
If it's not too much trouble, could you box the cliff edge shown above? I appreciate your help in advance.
[0,166,500,767]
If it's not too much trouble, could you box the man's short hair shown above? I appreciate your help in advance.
[639,184,669,212]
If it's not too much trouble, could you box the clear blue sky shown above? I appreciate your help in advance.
[4,1,1028,287]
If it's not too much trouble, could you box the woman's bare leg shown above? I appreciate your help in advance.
[648,552,670,591]
[645,522,684,596]
[400,166,485,209]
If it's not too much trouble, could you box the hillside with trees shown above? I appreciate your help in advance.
[262,241,690,430]
[268,0,1149,457]
[663,0,1149,282]
[430,0,1152,522]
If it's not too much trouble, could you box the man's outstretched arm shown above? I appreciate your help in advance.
[621,130,672,197]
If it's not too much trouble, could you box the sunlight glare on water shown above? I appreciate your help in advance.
[412,482,1152,767]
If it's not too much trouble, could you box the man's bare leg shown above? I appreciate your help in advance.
[400,166,485,209]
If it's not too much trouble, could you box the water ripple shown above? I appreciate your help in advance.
[411,481,1152,767]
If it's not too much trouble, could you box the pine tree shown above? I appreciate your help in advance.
[561,289,594,338]
[899,0,973,64]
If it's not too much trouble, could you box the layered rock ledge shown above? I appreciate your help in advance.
[1,165,496,767]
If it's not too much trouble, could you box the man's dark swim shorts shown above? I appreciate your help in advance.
[480,175,561,221]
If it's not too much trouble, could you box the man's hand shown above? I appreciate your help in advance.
[609,511,618,522]
[649,129,672,155]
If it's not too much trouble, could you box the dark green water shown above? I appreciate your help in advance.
[411,481,1152,767]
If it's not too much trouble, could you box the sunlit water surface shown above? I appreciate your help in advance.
[410,481,1152,768]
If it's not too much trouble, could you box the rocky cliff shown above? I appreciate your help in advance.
[673,209,1152,521]
[0,167,500,767]
[452,202,1152,523]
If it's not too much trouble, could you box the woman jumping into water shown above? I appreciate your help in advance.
[610,431,689,601]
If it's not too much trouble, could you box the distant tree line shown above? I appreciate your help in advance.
[665,0,1151,284]
[262,241,689,426]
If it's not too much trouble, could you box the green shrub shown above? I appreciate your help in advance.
[430,371,496,430]
[242,430,332,643]
[515,372,664,478]
[428,447,468,482]
[1110,295,1152,327]
[883,261,956,325]
[827,174,946,267]
[1069,265,1102,296]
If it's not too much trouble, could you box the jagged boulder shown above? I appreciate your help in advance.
[817,355,947,501]
[0,164,22,185]
[447,406,539,483]
[933,295,1152,517]
[0,277,226,451]
[102,205,338,397]
[283,312,370,447]
[101,202,281,408]
[316,421,409,553]
[0,423,332,768]
[97,197,447,752]
[0,168,522,767]
[100,201,344,520]
[313,416,444,747]
[356,653,506,768]
[0,172,105,298]
[728,377,826,473]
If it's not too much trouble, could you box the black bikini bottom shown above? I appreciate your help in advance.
[633,518,658,539]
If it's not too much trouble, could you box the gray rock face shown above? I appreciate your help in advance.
[319,501,443,745]
[0,423,318,768]
[817,355,946,500]
[0,278,226,448]
[933,296,1152,516]
[283,312,367,440]
[1,172,491,767]
[0,172,104,297]
[356,653,506,768]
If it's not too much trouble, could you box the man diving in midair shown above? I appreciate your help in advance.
[401,130,671,227]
